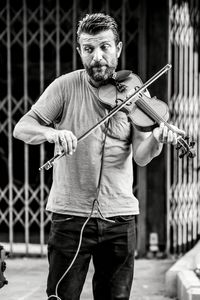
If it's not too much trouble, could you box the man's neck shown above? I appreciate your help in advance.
[88,77,103,88]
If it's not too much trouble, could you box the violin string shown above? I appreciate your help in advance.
[136,96,181,134]
[135,96,189,151]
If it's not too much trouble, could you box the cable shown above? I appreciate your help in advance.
[47,200,96,300]
[47,119,112,299]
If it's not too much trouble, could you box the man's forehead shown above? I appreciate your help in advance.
[79,29,115,45]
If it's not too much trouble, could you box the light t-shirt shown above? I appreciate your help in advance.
[31,69,140,217]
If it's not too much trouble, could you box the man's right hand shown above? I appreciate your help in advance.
[46,129,77,156]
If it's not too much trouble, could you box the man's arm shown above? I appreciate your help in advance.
[13,110,77,155]
[132,130,163,166]
[132,123,183,166]
[13,110,56,144]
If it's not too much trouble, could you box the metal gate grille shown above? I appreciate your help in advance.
[168,0,200,254]
[0,0,141,255]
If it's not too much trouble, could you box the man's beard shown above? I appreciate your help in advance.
[85,63,116,83]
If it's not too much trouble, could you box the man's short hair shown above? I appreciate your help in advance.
[77,13,120,45]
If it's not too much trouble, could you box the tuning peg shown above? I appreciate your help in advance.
[176,144,182,151]
[188,149,196,158]
[179,151,185,158]
[189,141,195,147]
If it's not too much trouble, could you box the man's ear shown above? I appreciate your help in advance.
[117,41,123,58]
[77,46,81,56]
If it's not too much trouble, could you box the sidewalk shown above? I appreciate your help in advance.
[0,257,175,300]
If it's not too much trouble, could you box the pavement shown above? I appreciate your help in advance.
[0,256,175,300]
[165,241,200,300]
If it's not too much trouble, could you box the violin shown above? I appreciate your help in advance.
[98,70,196,159]
[98,70,170,132]
[39,64,195,171]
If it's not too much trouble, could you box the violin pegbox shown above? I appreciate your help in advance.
[176,136,196,158]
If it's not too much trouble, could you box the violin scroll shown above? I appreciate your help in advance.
[176,136,196,159]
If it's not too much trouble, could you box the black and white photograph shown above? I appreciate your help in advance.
[0,1,199,299]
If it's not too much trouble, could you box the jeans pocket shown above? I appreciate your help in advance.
[115,215,135,223]
[51,213,74,223]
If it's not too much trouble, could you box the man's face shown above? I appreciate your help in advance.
[77,29,122,86]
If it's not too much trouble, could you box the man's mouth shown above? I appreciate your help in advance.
[92,65,106,71]
[92,62,105,67]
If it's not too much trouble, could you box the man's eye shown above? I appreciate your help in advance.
[84,47,93,53]
[102,44,110,50]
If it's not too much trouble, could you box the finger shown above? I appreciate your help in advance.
[169,124,185,137]
[157,123,164,142]
[162,125,168,143]
[71,135,77,152]
[56,135,64,154]
[159,122,165,131]
[167,130,174,144]
[67,137,73,155]
[172,132,178,145]
[64,132,77,155]
[58,135,68,153]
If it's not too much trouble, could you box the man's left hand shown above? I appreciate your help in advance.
[153,122,185,145]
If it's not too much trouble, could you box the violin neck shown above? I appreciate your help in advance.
[135,98,185,137]
[164,122,184,137]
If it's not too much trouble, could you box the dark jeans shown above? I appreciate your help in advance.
[47,213,136,300]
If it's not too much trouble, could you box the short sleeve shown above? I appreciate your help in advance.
[31,78,64,125]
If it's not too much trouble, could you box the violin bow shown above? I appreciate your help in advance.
[39,64,172,171]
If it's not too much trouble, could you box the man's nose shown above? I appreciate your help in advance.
[92,48,103,62]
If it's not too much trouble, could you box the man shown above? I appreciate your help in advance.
[13,13,181,300]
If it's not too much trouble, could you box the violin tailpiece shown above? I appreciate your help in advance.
[108,77,127,93]
[115,82,127,92]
